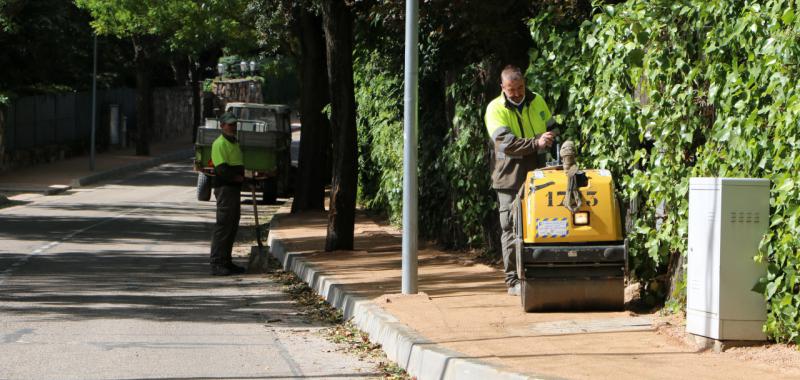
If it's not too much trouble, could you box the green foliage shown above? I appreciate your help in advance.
[0,0,21,33]
[354,53,497,248]
[75,0,257,55]
[353,1,539,250]
[665,270,687,315]
[528,0,800,342]
[353,49,404,223]
[257,55,299,106]
[434,69,497,247]
[0,1,131,95]
[249,0,298,55]
[202,78,214,93]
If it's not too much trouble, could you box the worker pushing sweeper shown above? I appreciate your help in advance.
[485,65,628,311]
[484,65,558,297]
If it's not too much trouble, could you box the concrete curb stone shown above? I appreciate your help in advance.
[267,212,559,380]
[71,149,194,187]
[0,184,72,195]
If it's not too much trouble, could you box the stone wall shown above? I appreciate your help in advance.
[0,86,196,174]
[1,145,72,172]
[0,106,4,168]
[0,108,55,173]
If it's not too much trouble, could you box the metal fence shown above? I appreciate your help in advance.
[3,88,136,152]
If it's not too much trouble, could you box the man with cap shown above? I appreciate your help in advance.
[209,112,246,276]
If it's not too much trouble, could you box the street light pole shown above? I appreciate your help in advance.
[90,32,97,171]
[402,0,419,295]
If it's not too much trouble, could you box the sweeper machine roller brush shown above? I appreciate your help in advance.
[514,142,628,312]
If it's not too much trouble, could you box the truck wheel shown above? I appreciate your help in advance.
[262,177,278,204]
[197,173,212,201]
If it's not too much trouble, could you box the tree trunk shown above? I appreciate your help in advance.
[480,60,505,258]
[132,35,155,156]
[291,9,331,213]
[0,105,5,166]
[199,46,223,120]
[170,55,190,86]
[189,57,202,143]
[321,0,357,251]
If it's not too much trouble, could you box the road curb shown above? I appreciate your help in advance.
[267,213,556,380]
[71,149,194,187]
[0,184,72,196]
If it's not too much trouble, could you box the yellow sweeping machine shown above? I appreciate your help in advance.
[514,143,628,312]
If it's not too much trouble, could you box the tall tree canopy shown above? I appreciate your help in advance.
[0,0,135,97]
[75,0,258,154]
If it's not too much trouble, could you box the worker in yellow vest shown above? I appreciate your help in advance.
[209,112,246,276]
[484,65,557,296]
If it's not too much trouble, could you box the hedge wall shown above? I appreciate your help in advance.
[351,0,800,343]
[527,0,800,343]
[354,47,496,249]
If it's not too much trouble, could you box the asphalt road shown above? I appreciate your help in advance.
[0,162,380,380]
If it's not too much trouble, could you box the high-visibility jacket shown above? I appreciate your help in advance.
[484,91,554,190]
[211,134,244,187]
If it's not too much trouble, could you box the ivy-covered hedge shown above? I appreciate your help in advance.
[352,0,799,343]
[354,46,496,249]
[528,0,799,343]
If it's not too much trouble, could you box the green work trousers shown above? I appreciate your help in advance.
[496,189,518,287]
[210,185,241,266]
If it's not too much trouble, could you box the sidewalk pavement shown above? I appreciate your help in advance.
[267,208,800,380]
[0,133,194,195]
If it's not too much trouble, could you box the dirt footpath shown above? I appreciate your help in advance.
[272,210,800,380]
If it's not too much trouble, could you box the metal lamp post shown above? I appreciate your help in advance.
[240,61,247,77]
[249,61,256,74]
[217,63,225,78]
[402,0,419,295]
[90,33,98,171]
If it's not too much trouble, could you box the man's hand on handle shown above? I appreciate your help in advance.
[537,131,556,148]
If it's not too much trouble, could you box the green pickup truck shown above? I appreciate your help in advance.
[194,102,292,203]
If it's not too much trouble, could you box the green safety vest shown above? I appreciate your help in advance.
[211,134,243,167]
[484,92,553,139]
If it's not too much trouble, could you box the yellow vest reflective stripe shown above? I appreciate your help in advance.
[211,134,244,166]
[485,92,552,139]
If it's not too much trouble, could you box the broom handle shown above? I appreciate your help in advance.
[250,179,263,249]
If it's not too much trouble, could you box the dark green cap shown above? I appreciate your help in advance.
[219,112,238,125]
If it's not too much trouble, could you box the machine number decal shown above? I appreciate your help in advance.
[586,191,599,206]
[536,218,569,238]
[546,191,598,207]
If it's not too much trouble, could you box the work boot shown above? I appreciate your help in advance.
[227,262,246,275]
[210,264,232,276]
[507,283,521,296]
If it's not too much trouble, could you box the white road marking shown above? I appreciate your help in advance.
[0,207,143,286]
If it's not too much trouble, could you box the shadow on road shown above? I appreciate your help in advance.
[1,250,325,327]
[0,160,317,327]
[0,213,213,245]
[117,162,198,188]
